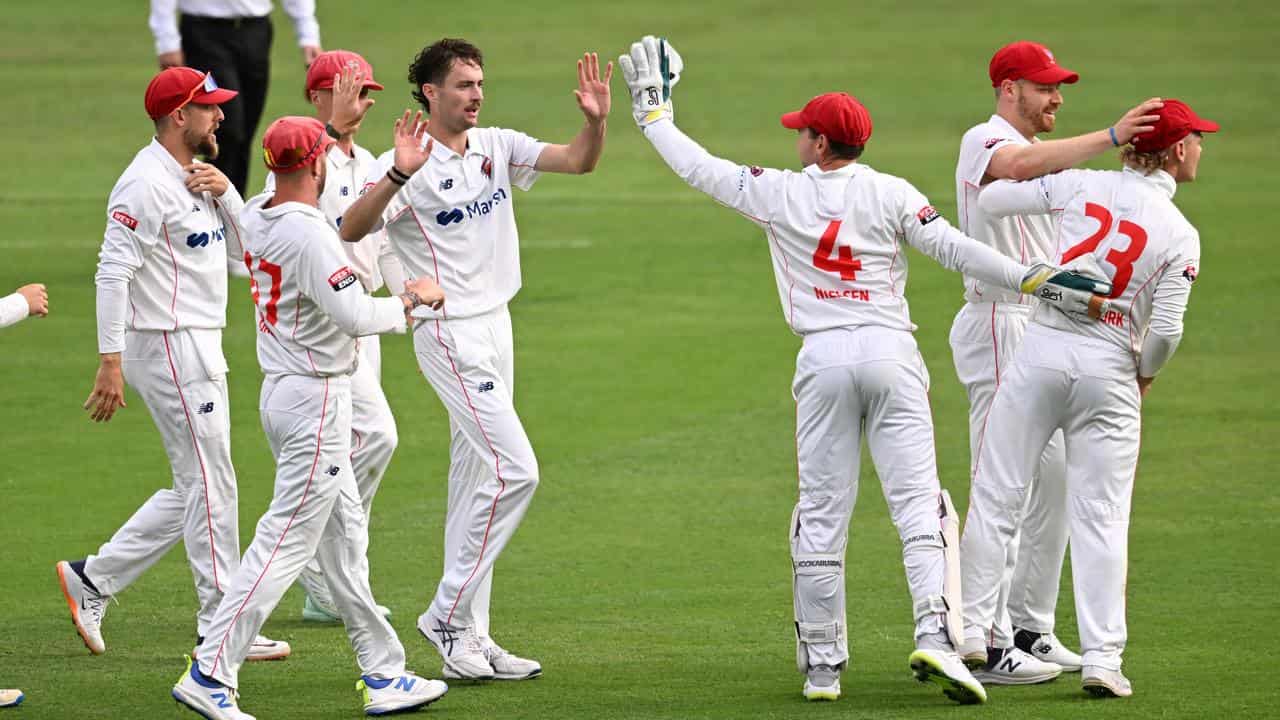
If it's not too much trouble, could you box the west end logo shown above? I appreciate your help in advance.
[435,188,509,226]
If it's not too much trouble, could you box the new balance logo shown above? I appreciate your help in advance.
[433,621,457,656]
[436,208,464,226]
[197,402,215,414]
[340,185,350,197]
[478,381,495,393]
[326,465,340,476]
[439,178,454,191]
[192,204,201,213]
[999,656,1022,673]
[394,676,416,691]
[211,692,232,709]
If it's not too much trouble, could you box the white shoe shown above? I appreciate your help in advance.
[417,612,494,681]
[171,656,255,720]
[358,672,448,715]
[56,560,107,655]
[802,664,841,701]
[973,647,1062,685]
[0,689,23,708]
[477,640,542,680]
[247,635,291,662]
[956,636,987,669]
[1015,629,1082,672]
[302,593,392,623]
[1082,666,1133,698]
[909,648,987,704]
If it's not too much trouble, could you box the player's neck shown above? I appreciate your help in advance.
[268,183,319,208]
[157,133,195,167]
[996,108,1037,141]
[335,136,356,156]
[428,123,469,156]
[817,157,856,172]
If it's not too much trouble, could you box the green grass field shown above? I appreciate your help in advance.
[2,1,1278,718]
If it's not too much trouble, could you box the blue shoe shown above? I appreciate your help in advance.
[172,656,255,719]
[358,672,447,715]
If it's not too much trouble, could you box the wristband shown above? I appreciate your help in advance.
[1108,127,1120,147]
[325,122,342,140]
[386,169,407,187]
[403,290,423,308]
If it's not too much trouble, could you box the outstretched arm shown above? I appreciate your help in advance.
[339,111,433,243]
[534,53,612,174]
[984,98,1163,181]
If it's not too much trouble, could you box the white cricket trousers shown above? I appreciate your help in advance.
[84,329,239,637]
[950,302,1069,644]
[960,323,1140,671]
[414,305,538,630]
[790,325,949,670]
[296,335,399,606]
[196,374,406,688]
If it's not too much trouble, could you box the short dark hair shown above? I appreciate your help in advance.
[408,38,484,114]
[806,128,864,160]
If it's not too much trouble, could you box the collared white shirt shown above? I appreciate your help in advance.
[240,194,405,378]
[149,0,320,54]
[955,113,1057,305]
[369,127,547,320]
[640,119,1028,337]
[95,138,244,354]
[980,167,1199,359]
[264,143,402,293]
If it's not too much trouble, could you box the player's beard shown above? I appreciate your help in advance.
[187,125,220,160]
[1016,92,1057,134]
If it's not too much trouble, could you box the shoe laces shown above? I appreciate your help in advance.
[482,642,508,662]
[82,593,109,625]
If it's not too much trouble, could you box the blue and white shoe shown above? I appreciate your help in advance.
[357,672,447,715]
[172,656,255,720]
[416,612,494,680]
[0,689,23,707]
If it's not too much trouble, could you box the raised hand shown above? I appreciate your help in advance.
[329,65,375,137]
[618,36,683,126]
[1114,98,1164,145]
[183,161,232,197]
[573,52,613,123]
[392,110,434,176]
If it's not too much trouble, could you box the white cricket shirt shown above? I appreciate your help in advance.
[369,127,547,320]
[642,119,1028,335]
[980,167,1199,361]
[264,143,403,293]
[955,114,1056,305]
[240,194,406,378]
[95,138,244,354]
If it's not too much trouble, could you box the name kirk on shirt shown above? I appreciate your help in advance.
[815,287,870,301]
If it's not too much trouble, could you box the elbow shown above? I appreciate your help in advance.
[1004,159,1039,182]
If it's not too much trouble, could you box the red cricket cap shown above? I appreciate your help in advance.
[262,116,334,173]
[780,92,873,146]
[1130,98,1220,152]
[306,50,384,93]
[989,41,1079,87]
[144,67,238,120]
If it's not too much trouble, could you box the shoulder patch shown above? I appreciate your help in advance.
[111,210,138,231]
[916,205,941,225]
[984,137,1007,150]
[329,267,357,292]
[1182,264,1198,283]
[749,165,764,177]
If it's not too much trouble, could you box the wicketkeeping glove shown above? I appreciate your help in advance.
[1020,255,1113,319]
[618,35,683,127]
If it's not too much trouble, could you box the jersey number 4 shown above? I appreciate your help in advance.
[812,220,861,280]
[1060,202,1147,299]
[244,253,283,326]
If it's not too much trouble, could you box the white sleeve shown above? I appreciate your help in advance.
[95,179,166,354]
[1138,235,1199,377]
[280,0,321,47]
[957,126,1020,186]
[356,155,395,234]
[148,0,181,54]
[641,118,785,225]
[978,176,1055,218]
[898,181,1025,291]
[0,293,29,329]
[376,232,408,294]
[214,189,250,278]
[502,129,548,191]
[296,220,405,337]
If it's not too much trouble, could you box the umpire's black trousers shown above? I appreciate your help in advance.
[180,14,273,197]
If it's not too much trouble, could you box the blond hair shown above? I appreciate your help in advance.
[1121,146,1170,175]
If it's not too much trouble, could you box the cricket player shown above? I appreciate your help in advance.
[960,99,1217,699]
[172,115,449,719]
[949,40,1164,682]
[337,38,613,681]
[62,66,288,662]
[263,49,407,624]
[618,36,1108,704]
[1,283,46,711]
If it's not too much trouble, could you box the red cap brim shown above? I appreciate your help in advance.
[1190,117,1220,133]
[780,110,808,130]
[191,87,239,106]
[1023,66,1079,85]
[364,80,384,91]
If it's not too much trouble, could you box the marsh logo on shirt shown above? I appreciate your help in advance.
[329,267,357,291]
[435,188,509,227]
[916,205,941,225]
[111,210,138,230]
